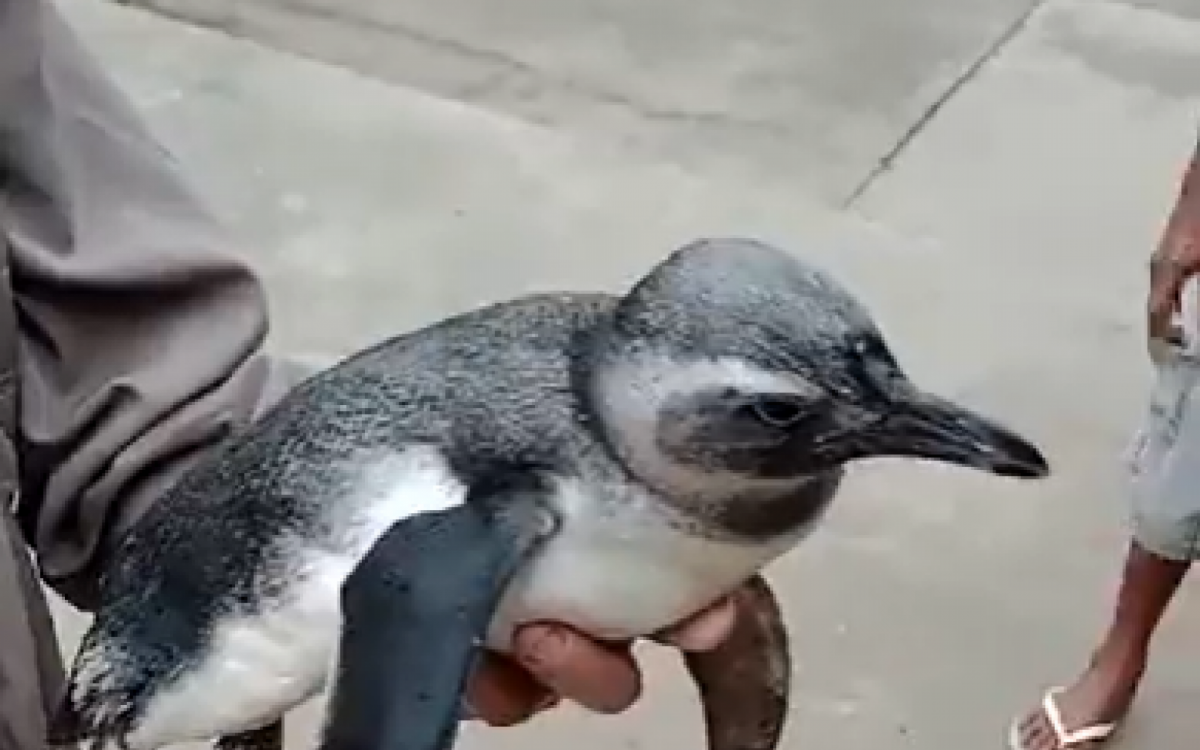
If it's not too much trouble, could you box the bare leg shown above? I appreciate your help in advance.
[215,719,284,750]
[1014,540,1188,749]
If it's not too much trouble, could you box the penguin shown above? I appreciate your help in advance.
[49,237,1049,750]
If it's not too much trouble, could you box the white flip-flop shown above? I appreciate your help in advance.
[1007,688,1119,750]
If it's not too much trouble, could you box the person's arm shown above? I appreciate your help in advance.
[0,0,290,611]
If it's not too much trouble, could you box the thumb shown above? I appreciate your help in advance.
[1149,265,1185,341]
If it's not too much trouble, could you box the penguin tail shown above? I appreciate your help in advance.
[47,682,137,749]
[47,680,139,750]
[47,634,140,749]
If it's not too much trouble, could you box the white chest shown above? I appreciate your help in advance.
[484,477,805,649]
[335,451,807,650]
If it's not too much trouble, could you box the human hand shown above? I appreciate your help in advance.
[463,594,740,726]
[1149,154,1200,346]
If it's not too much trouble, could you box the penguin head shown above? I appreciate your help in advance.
[590,238,1049,496]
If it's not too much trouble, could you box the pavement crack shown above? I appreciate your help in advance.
[273,0,765,125]
[111,0,789,137]
[839,0,1051,210]
[261,0,791,135]
[115,0,246,36]
[272,0,538,74]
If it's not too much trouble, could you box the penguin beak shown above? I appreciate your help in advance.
[852,386,1050,479]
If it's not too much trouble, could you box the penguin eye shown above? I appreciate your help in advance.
[747,397,807,428]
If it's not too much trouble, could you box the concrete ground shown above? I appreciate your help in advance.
[45,0,1200,748]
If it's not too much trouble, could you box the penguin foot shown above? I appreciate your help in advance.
[683,574,791,750]
[215,720,284,750]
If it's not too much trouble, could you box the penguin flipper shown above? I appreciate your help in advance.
[683,574,791,750]
[318,482,558,750]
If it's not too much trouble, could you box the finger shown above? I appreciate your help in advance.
[1148,291,1179,341]
[1149,281,1184,340]
[653,596,740,652]
[1148,257,1187,340]
[512,624,642,714]
[465,651,554,727]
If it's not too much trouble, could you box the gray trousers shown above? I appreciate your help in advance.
[0,1,299,746]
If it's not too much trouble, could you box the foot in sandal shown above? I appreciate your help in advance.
[1008,647,1144,750]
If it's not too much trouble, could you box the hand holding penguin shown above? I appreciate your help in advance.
[467,594,740,724]
[50,238,1049,750]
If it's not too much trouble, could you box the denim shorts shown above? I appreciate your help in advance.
[1127,342,1200,561]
